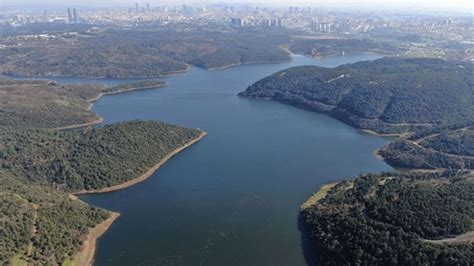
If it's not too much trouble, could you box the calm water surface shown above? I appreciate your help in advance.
[53,54,392,265]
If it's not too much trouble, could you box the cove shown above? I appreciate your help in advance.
[52,53,393,265]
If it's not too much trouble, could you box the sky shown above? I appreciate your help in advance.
[1,0,472,14]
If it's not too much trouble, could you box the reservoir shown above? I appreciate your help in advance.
[54,53,392,265]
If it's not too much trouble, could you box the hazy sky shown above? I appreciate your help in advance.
[1,0,472,13]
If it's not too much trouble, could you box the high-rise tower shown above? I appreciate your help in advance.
[67,8,72,24]
[73,8,78,24]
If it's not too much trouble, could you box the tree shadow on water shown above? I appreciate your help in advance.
[297,212,318,266]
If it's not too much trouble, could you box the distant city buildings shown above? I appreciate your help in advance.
[311,20,332,33]
[0,3,471,49]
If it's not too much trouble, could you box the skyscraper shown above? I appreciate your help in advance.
[43,10,48,22]
[135,2,139,13]
[67,8,72,24]
[146,3,150,13]
[73,8,78,24]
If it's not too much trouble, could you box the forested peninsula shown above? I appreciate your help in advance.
[301,171,474,265]
[0,28,291,78]
[0,78,167,129]
[240,57,474,170]
[379,125,474,170]
[259,57,474,264]
[240,57,473,135]
[0,78,205,265]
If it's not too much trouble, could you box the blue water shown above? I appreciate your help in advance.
[54,53,392,265]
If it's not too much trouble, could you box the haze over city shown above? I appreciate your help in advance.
[1,0,472,14]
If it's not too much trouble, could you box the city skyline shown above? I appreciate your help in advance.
[1,0,471,14]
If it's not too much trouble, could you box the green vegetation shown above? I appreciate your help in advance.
[0,77,205,264]
[0,173,109,265]
[0,78,103,129]
[378,127,474,169]
[421,127,474,157]
[290,38,403,57]
[301,171,474,265]
[0,28,290,78]
[239,57,474,134]
[0,120,202,191]
[102,80,167,94]
[0,120,203,264]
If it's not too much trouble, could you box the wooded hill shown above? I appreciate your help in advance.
[0,120,202,264]
[0,173,109,265]
[239,57,473,134]
[301,171,474,265]
[379,126,474,169]
[0,79,104,129]
[0,78,168,130]
[290,38,404,57]
[0,28,291,78]
[0,121,202,192]
[0,78,203,264]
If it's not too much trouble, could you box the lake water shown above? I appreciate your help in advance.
[53,54,393,265]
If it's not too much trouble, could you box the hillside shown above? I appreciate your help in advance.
[0,121,204,264]
[378,126,474,169]
[0,173,110,265]
[0,76,206,264]
[0,79,104,129]
[239,57,474,134]
[290,38,404,57]
[0,28,290,78]
[301,171,474,265]
[0,120,203,192]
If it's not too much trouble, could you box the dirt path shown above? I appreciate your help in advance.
[423,231,474,244]
[52,117,104,131]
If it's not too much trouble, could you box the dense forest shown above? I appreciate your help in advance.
[0,173,110,265]
[0,120,202,191]
[0,77,205,264]
[239,57,474,134]
[290,38,404,57]
[0,78,103,129]
[301,171,474,265]
[0,120,203,264]
[378,127,474,169]
[0,28,291,77]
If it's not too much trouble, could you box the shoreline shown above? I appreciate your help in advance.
[360,129,403,137]
[301,183,338,210]
[4,67,190,80]
[240,95,414,138]
[102,83,168,95]
[69,131,207,264]
[70,212,120,266]
[53,81,169,131]
[87,92,105,103]
[74,131,207,195]
[206,58,291,71]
